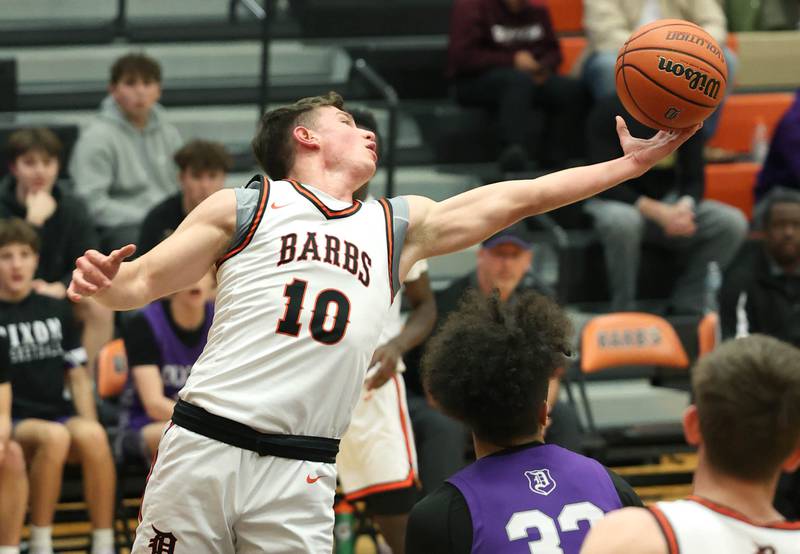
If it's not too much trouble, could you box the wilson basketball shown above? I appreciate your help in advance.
[615,19,728,131]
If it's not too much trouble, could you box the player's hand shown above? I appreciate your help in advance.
[25,190,57,227]
[365,340,403,391]
[32,279,68,299]
[616,116,701,174]
[67,244,136,302]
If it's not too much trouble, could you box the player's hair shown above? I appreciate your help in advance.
[422,290,571,446]
[6,128,62,162]
[693,335,800,481]
[251,91,344,180]
[0,218,40,254]
[110,53,162,84]
[763,190,800,227]
[173,140,233,173]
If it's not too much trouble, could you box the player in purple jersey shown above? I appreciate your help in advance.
[406,291,642,553]
[117,272,215,463]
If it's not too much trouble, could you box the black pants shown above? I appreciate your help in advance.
[454,67,590,167]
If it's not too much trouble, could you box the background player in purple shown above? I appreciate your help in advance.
[406,291,642,553]
[118,271,215,463]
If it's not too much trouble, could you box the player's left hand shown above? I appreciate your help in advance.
[365,340,403,390]
[616,116,701,173]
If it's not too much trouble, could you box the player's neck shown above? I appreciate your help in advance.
[287,159,359,204]
[170,299,206,330]
[692,457,784,524]
[473,432,544,459]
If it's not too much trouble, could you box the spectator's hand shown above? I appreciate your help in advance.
[32,279,67,299]
[25,190,57,227]
[365,339,403,391]
[616,116,701,174]
[514,50,541,74]
[67,244,136,302]
[660,202,697,237]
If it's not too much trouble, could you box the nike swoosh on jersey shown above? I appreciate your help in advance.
[271,202,291,209]
[306,474,321,484]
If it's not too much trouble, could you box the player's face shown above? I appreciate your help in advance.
[11,150,59,196]
[0,243,38,301]
[766,202,800,267]
[179,168,226,212]
[477,243,533,300]
[312,107,378,189]
[172,270,215,308]
[110,74,162,125]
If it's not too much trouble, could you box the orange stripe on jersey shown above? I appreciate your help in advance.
[648,505,680,554]
[217,176,270,266]
[287,179,362,219]
[139,421,174,522]
[687,495,800,530]
[378,198,395,301]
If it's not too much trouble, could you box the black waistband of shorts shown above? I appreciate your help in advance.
[172,399,339,463]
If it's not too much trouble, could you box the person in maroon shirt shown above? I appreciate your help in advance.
[447,0,589,172]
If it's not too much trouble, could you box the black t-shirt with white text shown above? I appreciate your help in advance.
[0,293,86,419]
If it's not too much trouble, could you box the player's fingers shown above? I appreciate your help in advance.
[70,269,99,296]
[615,116,630,139]
[76,256,112,288]
[110,244,137,263]
[84,250,114,274]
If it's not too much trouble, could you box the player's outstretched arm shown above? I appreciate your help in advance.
[400,118,699,272]
[579,507,667,554]
[67,189,237,310]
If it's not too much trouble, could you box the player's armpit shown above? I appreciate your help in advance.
[579,508,667,554]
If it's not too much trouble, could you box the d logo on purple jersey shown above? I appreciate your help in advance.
[525,469,557,496]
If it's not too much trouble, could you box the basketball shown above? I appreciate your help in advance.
[615,19,728,131]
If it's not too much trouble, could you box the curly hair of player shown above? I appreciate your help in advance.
[421,290,572,445]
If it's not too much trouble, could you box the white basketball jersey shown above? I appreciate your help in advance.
[651,496,800,553]
[180,176,408,439]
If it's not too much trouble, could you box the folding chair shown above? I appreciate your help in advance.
[569,312,694,464]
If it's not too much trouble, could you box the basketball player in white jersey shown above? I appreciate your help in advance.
[581,334,800,554]
[67,92,698,553]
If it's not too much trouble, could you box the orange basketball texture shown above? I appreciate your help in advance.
[615,19,728,131]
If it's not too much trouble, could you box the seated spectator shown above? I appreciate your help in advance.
[754,89,800,204]
[118,271,215,463]
[434,222,582,451]
[447,0,589,171]
[405,291,642,553]
[581,0,736,138]
[0,219,116,554]
[720,191,800,344]
[69,53,182,251]
[0,128,113,366]
[0,346,27,554]
[582,335,800,553]
[583,97,747,314]
[138,140,232,256]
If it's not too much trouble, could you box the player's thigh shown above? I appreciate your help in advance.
[132,425,238,554]
[234,457,337,554]
[63,416,112,463]
[13,418,71,460]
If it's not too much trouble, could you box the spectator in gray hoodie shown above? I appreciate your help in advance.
[69,53,183,251]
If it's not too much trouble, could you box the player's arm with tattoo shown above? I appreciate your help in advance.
[67,190,237,310]
[366,271,437,390]
[400,119,700,274]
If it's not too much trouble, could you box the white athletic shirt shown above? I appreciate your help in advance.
[179,177,408,439]
[650,496,800,553]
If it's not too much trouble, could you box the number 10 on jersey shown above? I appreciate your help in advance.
[276,279,351,345]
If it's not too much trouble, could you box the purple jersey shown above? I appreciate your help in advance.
[448,444,623,554]
[119,301,214,431]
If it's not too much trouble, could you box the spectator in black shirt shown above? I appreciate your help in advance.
[406,291,642,553]
[0,336,27,553]
[0,219,116,554]
[138,140,232,256]
[0,128,112,367]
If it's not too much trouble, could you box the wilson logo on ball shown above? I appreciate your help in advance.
[664,107,681,120]
[656,57,721,100]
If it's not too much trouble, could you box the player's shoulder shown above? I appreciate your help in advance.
[581,507,667,554]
